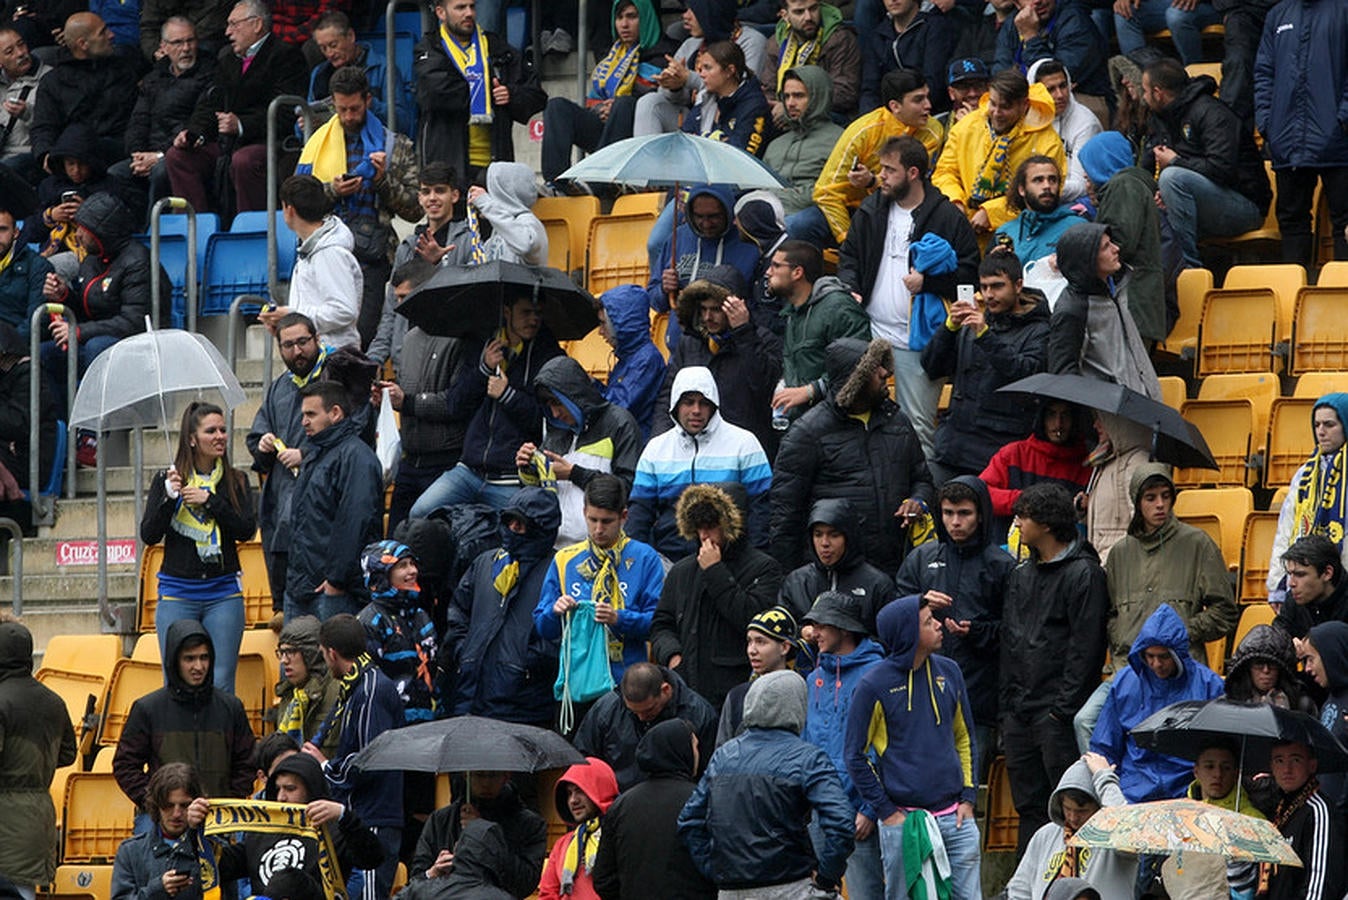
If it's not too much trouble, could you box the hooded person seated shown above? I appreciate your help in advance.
[655,268,783,456]
[732,191,790,334]
[273,616,341,758]
[1225,624,1314,714]
[1025,60,1101,202]
[627,367,773,560]
[1005,754,1135,900]
[207,754,384,892]
[1089,605,1226,803]
[513,356,643,548]
[20,123,121,259]
[978,399,1093,542]
[645,184,760,351]
[537,758,620,900]
[594,284,666,440]
[409,771,548,899]
[405,819,520,900]
[356,540,439,724]
[467,161,547,266]
[779,498,896,634]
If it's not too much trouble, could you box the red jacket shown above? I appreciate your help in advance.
[980,433,1092,517]
[538,759,619,900]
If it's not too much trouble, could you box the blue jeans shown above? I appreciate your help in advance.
[810,814,884,898]
[1074,677,1114,753]
[1157,165,1264,268]
[408,462,521,518]
[784,205,838,248]
[1114,0,1221,63]
[155,591,245,694]
[284,591,363,623]
[877,810,981,900]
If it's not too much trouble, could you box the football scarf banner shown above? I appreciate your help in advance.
[200,800,346,900]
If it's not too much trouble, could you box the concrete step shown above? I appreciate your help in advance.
[40,495,140,540]
[17,604,111,656]
[3,571,138,601]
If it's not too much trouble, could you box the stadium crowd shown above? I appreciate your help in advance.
[2,0,1348,897]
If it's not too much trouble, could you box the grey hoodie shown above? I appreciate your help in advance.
[472,161,547,265]
[762,66,845,214]
[1006,760,1134,900]
[288,215,363,350]
[741,669,807,734]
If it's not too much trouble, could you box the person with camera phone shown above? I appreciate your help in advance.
[111,763,210,900]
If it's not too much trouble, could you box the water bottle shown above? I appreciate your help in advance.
[771,379,790,431]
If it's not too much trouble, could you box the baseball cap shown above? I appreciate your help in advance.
[947,58,991,86]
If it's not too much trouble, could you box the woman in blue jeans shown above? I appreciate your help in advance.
[140,401,257,693]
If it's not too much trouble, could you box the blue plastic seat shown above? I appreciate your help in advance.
[228,211,298,279]
[200,232,271,316]
[134,214,220,326]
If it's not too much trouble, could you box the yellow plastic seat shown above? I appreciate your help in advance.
[533,195,600,232]
[35,669,106,754]
[1240,511,1280,604]
[1270,486,1288,509]
[1232,603,1277,653]
[240,628,280,693]
[137,544,164,632]
[1184,62,1222,87]
[1318,261,1348,287]
[1164,268,1212,358]
[611,192,665,217]
[1294,372,1348,397]
[1196,289,1276,376]
[587,213,656,295]
[1224,264,1307,347]
[1177,513,1229,568]
[90,747,114,772]
[1158,376,1187,411]
[650,311,671,362]
[983,755,1018,853]
[562,329,615,382]
[238,541,274,627]
[63,773,135,863]
[1265,397,1316,489]
[539,217,571,272]
[1173,487,1254,567]
[131,632,161,662]
[1291,286,1348,374]
[1177,400,1255,488]
[1205,636,1227,675]
[100,659,164,747]
[47,865,113,900]
[1196,373,1278,445]
[235,651,271,736]
[50,762,78,829]
[39,635,122,679]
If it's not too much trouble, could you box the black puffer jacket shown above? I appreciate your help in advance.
[921,288,1051,474]
[650,484,784,710]
[999,538,1110,723]
[125,55,217,154]
[778,497,896,633]
[58,192,163,343]
[29,49,139,162]
[895,476,1014,725]
[1225,623,1312,713]
[409,781,547,898]
[592,719,717,900]
[111,620,256,808]
[1143,75,1271,212]
[770,338,936,573]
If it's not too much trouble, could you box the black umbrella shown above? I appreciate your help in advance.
[394,260,598,341]
[998,372,1218,470]
[0,165,38,220]
[1131,698,1348,775]
[352,715,588,774]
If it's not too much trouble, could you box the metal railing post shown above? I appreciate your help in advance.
[0,518,23,617]
[575,0,587,102]
[149,197,200,332]
[267,95,315,307]
[28,303,77,523]
[96,418,111,628]
[226,294,268,437]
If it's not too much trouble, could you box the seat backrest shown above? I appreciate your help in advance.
[1232,603,1277,651]
[40,635,122,679]
[587,213,656,295]
[1196,373,1279,442]
[534,195,601,222]
[235,652,270,736]
[1165,267,1212,355]
[63,773,135,863]
[561,328,614,382]
[1176,400,1254,488]
[539,217,571,273]
[131,632,161,662]
[1197,290,1277,376]
[1173,488,1254,568]
[1265,397,1316,489]
[100,659,164,746]
[611,193,665,217]
[1224,264,1307,344]
[1318,261,1348,287]
[237,541,273,627]
[1291,286,1348,374]
[1294,372,1348,397]
[1158,375,1187,411]
[239,627,280,694]
[983,755,1018,853]
[1177,513,1231,568]
[137,544,164,632]
[35,668,106,746]
[1240,511,1281,603]
[200,232,271,316]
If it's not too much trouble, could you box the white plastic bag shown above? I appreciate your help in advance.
[375,387,400,483]
[1023,255,1070,310]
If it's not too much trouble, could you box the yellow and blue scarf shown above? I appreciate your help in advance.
[170,460,224,563]
[441,23,493,124]
[296,112,386,184]
[491,550,521,599]
[589,41,642,102]
[577,535,629,662]
[560,819,601,894]
[1292,444,1348,548]
[290,343,329,388]
[970,121,1020,206]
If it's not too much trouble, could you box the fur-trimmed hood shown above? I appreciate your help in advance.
[674,266,750,333]
[674,482,746,544]
[827,337,893,411]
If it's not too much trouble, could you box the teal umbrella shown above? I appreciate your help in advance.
[556,132,788,190]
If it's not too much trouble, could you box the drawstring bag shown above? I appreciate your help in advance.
[556,600,615,733]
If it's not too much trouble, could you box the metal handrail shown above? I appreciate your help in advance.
[149,197,200,333]
[266,95,316,307]
[0,517,23,617]
[384,0,433,136]
[225,294,274,437]
[28,303,78,524]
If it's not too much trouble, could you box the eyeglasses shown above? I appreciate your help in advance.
[163,37,198,46]
[226,14,260,29]
[275,647,303,659]
[279,335,314,351]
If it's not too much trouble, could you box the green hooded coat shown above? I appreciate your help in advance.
[761,66,844,215]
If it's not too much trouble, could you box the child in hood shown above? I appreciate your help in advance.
[356,540,439,723]
[538,757,620,900]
